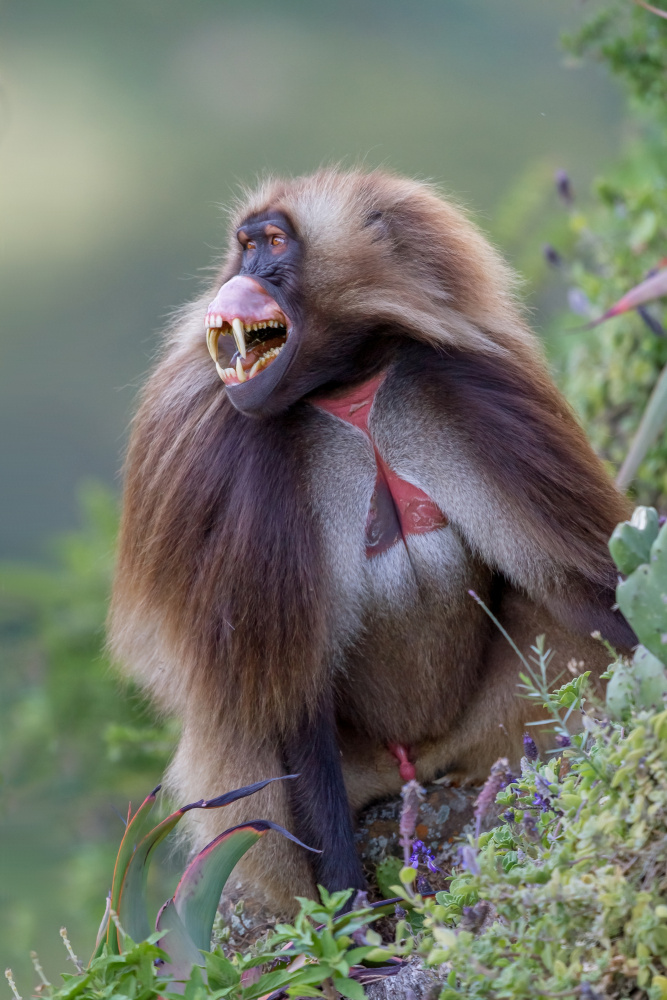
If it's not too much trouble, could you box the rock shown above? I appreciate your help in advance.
[356,782,479,874]
[365,961,442,1000]
[217,782,480,953]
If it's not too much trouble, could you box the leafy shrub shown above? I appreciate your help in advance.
[551,3,667,504]
[0,483,176,980]
[399,508,667,998]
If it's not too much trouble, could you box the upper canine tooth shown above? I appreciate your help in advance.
[231,317,247,359]
[207,326,221,363]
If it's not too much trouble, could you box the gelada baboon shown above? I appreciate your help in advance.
[110,169,634,913]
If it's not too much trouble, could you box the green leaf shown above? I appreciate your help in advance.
[618,363,667,491]
[175,820,318,953]
[553,672,591,708]
[118,804,189,946]
[616,520,667,662]
[183,964,208,1000]
[205,952,241,991]
[117,777,305,952]
[156,899,205,990]
[318,929,339,961]
[634,644,667,709]
[56,974,93,1000]
[344,946,378,966]
[174,825,264,952]
[609,506,660,574]
[375,857,403,901]
[333,974,366,1000]
[108,785,161,952]
[244,963,331,1000]
[606,660,637,718]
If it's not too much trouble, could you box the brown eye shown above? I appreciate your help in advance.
[246,239,256,251]
[270,234,286,247]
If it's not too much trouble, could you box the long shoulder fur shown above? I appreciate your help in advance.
[109,347,329,734]
[403,342,634,649]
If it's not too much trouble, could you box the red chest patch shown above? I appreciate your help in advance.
[312,374,448,558]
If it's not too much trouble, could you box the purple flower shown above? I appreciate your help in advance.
[410,839,441,873]
[458,844,481,876]
[409,839,425,868]
[535,774,552,797]
[555,168,574,205]
[400,779,426,865]
[568,287,592,318]
[580,983,601,999]
[554,733,571,748]
[523,733,539,762]
[533,792,552,813]
[543,244,563,267]
[474,757,514,839]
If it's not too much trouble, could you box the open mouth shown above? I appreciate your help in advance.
[205,316,289,385]
[204,275,291,387]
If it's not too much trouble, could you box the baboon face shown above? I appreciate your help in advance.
[203,170,515,417]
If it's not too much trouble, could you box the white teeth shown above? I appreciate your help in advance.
[216,314,223,327]
[236,356,247,382]
[249,359,263,378]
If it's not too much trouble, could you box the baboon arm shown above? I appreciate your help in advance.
[402,348,636,651]
[282,699,366,897]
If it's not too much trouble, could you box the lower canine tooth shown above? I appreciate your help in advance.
[231,317,247,359]
[236,357,247,382]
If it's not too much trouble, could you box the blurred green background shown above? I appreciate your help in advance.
[0,0,635,991]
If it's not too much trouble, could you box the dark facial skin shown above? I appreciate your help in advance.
[222,211,306,417]
[225,210,401,418]
[236,210,302,297]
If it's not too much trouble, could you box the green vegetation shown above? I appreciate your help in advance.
[414,684,667,998]
[11,504,667,1000]
[3,0,667,995]
[0,482,173,799]
[7,888,405,1000]
[553,2,667,504]
[399,507,667,999]
[0,484,175,984]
